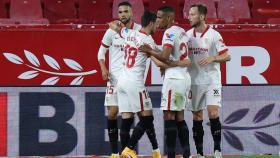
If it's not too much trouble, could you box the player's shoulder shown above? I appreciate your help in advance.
[164,26,181,39]
[208,26,221,37]
[165,25,184,33]
[104,28,117,36]
[132,22,142,30]
[186,27,194,35]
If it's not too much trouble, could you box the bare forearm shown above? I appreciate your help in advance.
[213,53,231,62]
[98,59,107,71]
[148,49,170,63]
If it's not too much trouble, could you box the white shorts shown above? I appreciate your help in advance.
[117,79,153,113]
[104,81,118,106]
[160,78,191,111]
[188,84,222,111]
[104,72,120,106]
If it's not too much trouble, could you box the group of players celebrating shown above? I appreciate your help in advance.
[98,1,231,158]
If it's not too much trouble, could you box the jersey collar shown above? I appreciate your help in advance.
[193,25,210,38]
[129,22,134,29]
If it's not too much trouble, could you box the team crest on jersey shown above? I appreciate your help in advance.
[166,33,174,39]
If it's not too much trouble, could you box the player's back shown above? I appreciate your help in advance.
[120,28,154,85]
[162,26,190,79]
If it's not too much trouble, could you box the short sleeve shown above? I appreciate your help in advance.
[214,32,228,55]
[101,29,116,48]
[162,29,175,48]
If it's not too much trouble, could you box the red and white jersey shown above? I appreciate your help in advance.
[162,26,190,79]
[119,28,155,85]
[100,23,141,74]
[186,25,228,85]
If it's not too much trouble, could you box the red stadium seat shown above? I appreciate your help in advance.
[267,18,280,24]
[183,0,217,19]
[0,19,17,25]
[0,0,9,18]
[43,0,79,24]
[77,0,112,24]
[252,0,280,23]
[9,0,49,24]
[112,0,144,23]
[147,0,184,19]
[217,0,251,23]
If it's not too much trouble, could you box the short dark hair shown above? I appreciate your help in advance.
[157,6,175,14]
[118,1,132,8]
[141,11,157,27]
[190,4,207,16]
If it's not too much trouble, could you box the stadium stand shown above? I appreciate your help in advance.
[183,0,225,24]
[9,0,49,24]
[43,0,79,24]
[0,0,279,24]
[147,0,184,19]
[0,0,9,18]
[77,0,112,24]
[251,0,280,23]
[217,0,251,23]
[267,18,280,24]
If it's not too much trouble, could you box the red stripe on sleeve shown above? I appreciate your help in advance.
[180,52,188,60]
[163,43,174,48]
[101,42,110,48]
[218,48,228,55]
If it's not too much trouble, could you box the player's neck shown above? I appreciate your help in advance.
[124,21,133,29]
[195,23,207,33]
[140,28,149,35]
[166,22,174,29]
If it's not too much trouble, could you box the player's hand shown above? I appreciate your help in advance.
[101,67,109,81]
[199,56,215,66]
[108,20,121,31]
[139,44,152,54]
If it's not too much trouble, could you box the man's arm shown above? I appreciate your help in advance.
[140,44,172,62]
[97,29,114,81]
[97,44,110,80]
[98,59,109,80]
[213,51,231,62]
[141,44,191,67]
[199,51,230,66]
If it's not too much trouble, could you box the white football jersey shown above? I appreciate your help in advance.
[162,26,190,79]
[186,25,228,85]
[119,28,155,85]
[100,23,141,74]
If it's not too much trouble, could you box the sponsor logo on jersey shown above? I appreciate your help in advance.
[125,28,129,33]
[166,33,174,39]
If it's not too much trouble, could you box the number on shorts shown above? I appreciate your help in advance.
[106,86,114,94]
[124,45,138,68]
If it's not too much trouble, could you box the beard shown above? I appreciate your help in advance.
[191,21,201,28]
[120,17,131,25]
